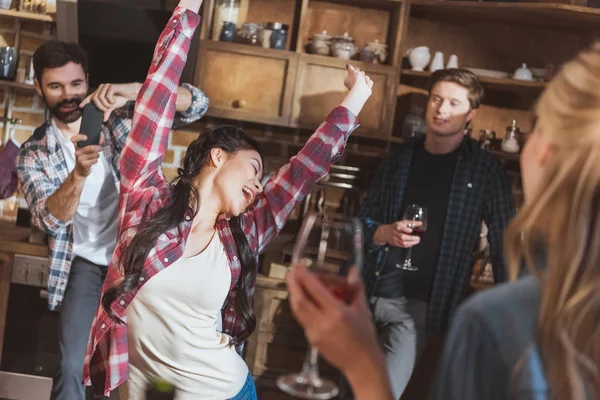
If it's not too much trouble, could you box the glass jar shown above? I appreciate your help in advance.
[212,0,240,41]
[237,22,261,46]
[20,0,46,13]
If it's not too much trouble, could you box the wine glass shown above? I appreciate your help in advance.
[277,212,363,399]
[399,204,428,272]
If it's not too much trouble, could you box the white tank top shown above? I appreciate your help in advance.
[122,234,249,400]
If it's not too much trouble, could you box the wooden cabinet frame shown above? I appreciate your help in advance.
[195,40,299,126]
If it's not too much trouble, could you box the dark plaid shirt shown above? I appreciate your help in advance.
[359,137,515,332]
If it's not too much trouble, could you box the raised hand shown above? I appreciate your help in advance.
[70,135,104,179]
[340,65,374,116]
[344,65,373,94]
[80,83,141,122]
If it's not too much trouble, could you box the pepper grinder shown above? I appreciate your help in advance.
[501,120,521,153]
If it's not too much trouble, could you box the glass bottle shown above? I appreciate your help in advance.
[212,0,240,41]
[501,119,521,153]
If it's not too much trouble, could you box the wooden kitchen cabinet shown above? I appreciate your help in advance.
[291,54,398,139]
[244,275,342,397]
[195,40,298,126]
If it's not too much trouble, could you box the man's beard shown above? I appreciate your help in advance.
[45,96,83,124]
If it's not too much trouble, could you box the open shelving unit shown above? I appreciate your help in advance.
[0,9,54,23]
[0,8,55,144]
[195,0,599,145]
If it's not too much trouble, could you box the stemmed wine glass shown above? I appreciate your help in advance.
[399,204,428,272]
[277,212,363,399]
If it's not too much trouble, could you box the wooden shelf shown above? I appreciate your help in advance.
[489,149,521,162]
[0,9,54,23]
[302,52,398,73]
[400,69,546,91]
[409,0,600,31]
[0,80,36,92]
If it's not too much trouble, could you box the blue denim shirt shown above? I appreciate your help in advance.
[432,275,552,399]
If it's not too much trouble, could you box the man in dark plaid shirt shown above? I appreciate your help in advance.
[16,41,208,399]
[358,69,515,399]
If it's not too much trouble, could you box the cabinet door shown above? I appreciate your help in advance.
[291,54,397,139]
[195,41,298,126]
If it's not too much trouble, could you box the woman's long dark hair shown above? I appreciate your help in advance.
[102,126,261,345]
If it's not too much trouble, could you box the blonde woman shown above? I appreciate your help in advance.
[432,41,600,399]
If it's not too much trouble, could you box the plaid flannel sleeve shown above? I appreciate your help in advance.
[483,161,516,284]
[359,150,397,253]
[118,8,201,193]
[108,83,209,152]
[250,106,358,253]
[16,144,69,234]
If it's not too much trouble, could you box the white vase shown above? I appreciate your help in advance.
[446,54,458,69]
[409,46,431,71]
[429,51,445,72]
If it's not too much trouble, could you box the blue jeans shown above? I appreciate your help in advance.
[228,373,257,400]
[50,256,108,400]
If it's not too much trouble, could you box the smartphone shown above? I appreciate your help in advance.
[77,103,104,148]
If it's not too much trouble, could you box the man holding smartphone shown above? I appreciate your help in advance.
[16,41,209,400]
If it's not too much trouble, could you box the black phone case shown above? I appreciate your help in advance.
[77,103,104,148]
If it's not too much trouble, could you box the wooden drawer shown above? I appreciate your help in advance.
[249,331,338,378]
[195,41,298,126]
[255,287,304,338]
[291,54,397,139]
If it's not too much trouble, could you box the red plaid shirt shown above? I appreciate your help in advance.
[83,7,359,397]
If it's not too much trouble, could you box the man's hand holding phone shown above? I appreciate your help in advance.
[70,135,103,179]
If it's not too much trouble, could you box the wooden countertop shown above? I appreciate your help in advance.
[0,221,48,257]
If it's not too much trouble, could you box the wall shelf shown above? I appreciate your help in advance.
[0,80,36,93]
[0,9,54,23]
[400,69,546,92]
[409,0,600,31]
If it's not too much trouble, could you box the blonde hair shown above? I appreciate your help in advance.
[505,41,600,398]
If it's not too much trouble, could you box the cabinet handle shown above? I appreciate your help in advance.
[233,99,247,109]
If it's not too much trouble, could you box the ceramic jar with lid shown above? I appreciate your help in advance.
[308,31,332,56]
[360,40,388,64]
[513,63,533,80]
[331,32,356,60]
[269,22,288,50]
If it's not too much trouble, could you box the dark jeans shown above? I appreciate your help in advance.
[50,256,108,400]
[339,297,428,400]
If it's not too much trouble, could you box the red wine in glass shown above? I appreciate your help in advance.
[277,212,363,400]
[400,205,428,271]
[316,273,353,303]
[411,224,427,238]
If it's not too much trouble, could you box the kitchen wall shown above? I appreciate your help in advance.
[0,15,53,221]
